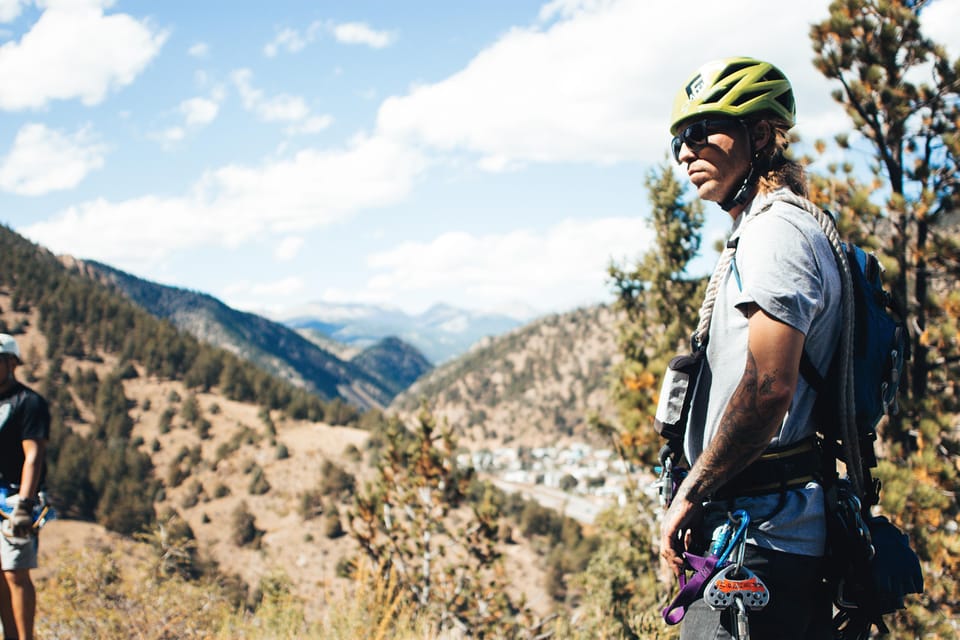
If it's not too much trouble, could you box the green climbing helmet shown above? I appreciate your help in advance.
[669,57,796,135]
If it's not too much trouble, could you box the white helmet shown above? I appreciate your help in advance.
[0,334,21,364]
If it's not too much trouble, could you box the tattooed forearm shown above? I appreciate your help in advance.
[675,347,791,504]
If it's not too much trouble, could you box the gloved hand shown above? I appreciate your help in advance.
[10,498,36,539]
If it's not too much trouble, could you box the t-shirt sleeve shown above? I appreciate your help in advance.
[732,209,824,335]
[19,392,51,441]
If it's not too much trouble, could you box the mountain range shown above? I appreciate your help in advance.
[72,259,432,410]
[69,258,617,450]
[275,301,523,364]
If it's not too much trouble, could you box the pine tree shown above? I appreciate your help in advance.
[810,0,960,429]
[607,161,705,462]
[809,1,960,633]
[349,405,531,636]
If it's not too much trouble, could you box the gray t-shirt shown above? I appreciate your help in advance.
[684,188,841,556]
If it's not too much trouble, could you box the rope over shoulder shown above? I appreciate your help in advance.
[690,191,860,499]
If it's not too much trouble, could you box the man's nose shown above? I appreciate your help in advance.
[677,141,697,164]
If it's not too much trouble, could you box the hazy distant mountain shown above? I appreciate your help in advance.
[352,336,434,399]
[276,302,524,364]
[391,304,621,449]
[75,260,432,409]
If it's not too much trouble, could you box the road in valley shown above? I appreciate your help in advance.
[489,477,615,525]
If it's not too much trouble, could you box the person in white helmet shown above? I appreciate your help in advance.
[0,334,49,640]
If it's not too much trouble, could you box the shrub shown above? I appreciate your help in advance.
[157,407,175,434]
[343,444,362,463]
[298,489,323,520]
[230,502,262,548]
[196,418,212,440]
[323,505,345,539]
[248,466,271,495]
[319,460,355,498]
[181,480,203,509]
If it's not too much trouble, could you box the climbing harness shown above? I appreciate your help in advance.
[663,510,769,639]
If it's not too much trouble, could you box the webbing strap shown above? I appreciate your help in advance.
[662,552,721,625]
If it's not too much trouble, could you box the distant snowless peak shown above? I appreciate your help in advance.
[268,301,388,322]
[269,300,541,323]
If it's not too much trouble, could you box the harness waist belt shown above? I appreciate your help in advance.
[711,438,823,500]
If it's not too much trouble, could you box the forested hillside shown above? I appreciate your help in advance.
[0,224,358,535]
[391,304,620,448]
[74,259,432,409]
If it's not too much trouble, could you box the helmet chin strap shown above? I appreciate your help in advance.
[718,163,760,212]
[718,121,762,212]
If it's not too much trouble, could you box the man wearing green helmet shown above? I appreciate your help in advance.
[658,58,837,638]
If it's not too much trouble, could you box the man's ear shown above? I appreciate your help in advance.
[752,121,772,152]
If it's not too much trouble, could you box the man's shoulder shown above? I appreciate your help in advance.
[1,383,47,411]
[744,190,826,242]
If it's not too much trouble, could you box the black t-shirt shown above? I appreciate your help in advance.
[0,382,50,486]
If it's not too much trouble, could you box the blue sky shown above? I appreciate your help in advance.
[1,0,957,321]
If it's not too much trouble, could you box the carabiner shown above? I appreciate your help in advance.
[716,509,750,567]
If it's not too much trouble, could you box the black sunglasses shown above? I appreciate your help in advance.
[671,118,741,162]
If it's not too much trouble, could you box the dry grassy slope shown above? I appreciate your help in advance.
[29,358,552,620]
[391,304,622,449]
[129,377,367,597]
[41,372,554,617]
[2,293,552,618]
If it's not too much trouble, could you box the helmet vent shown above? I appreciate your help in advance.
[723,61,752,77]
[776,93,795,113]
[733,88,765,107]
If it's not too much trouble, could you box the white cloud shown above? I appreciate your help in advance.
[377,0,837,169]
[231,68,331,131]
[149,90,222,148]
[187,41,209,58]
[257,94,309,122]
[361,217,652,312]
[149,125,184,146]
[225,276,305,299]
[36,1,117,9]
[263,19,394,56]
[0,122,106,195]
[537,0,609,22]
[180,95,219,126]
[263,27,307,57]
[331,22,395,49]
[23,134,426,269]
[285,114,334,136]
[921,1,960,59]
[0,0,27,22]
[0,0,167,110]
[274,236,304,261]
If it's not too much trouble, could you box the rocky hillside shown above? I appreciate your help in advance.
[391,304,622,449]
[72,259,431,410]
